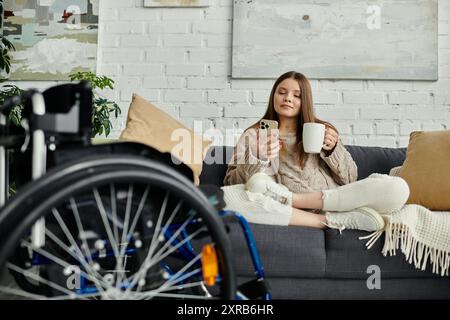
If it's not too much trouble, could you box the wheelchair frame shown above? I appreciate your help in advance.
[0,83,271,300]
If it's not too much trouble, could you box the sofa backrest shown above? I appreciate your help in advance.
[199,145,406,186]
[345,145,406,180]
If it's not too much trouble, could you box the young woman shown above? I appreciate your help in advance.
[222,71,409,232]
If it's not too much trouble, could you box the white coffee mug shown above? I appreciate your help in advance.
[302,123,325,154]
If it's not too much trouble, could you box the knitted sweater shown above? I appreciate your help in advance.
[223,133,358,194]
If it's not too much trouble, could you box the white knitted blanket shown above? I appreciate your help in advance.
[360,204,450,277]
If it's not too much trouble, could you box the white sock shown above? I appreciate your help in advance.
[321,174,409,213]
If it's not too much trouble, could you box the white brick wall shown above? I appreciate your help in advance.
[6,0,450,146]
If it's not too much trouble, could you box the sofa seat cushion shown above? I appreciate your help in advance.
[325,230,443,279]
[227,222,326,278]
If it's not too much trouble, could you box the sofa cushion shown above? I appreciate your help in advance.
[227,222,326,278]
[324,229,443,279]
[119,93,211,185]
[398,130,450,210]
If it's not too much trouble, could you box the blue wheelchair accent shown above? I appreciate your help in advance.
[31,252,51,266]
[219,210,272,300]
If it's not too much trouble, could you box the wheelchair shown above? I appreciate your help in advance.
[0,82,271,300]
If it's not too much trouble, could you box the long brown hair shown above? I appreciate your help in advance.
[249,71,337,168]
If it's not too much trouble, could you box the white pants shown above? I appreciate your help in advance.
[222,173,410,226]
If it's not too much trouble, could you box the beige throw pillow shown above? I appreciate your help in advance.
[398,130,450,210]
[119,93,211,185]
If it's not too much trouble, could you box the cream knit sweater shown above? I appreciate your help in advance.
[223,133,358,194]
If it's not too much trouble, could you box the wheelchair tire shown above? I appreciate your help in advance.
[0,155,236,300]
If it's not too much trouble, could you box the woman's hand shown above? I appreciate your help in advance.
[322,127,339,152]
[249,128,281,161]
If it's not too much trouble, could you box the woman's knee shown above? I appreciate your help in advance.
[382,176,410,211]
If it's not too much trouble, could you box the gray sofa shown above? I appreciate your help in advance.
[200,146,450,299]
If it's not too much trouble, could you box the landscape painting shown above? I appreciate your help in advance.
[2,0,99,80]
[232,0,438,80]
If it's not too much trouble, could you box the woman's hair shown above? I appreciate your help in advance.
[248,71,337,168]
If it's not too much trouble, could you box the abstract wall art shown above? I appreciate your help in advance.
[2,0,99,80]
[232,0,438,80]
[144,0,209,7]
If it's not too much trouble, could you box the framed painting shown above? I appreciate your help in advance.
[232,0,438,80]
[2,0,99,80]
[144,0,209,7]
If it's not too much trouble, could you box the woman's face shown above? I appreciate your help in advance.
[273,78,301,119]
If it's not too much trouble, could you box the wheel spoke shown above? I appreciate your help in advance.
[116,184,151,289]
[19,240,112,293]
[142,198,183,270]
[126,185,151,247]
[160,199,183,236]
[146,191,170,266]
[0,284,102,300]
[146,292,215,299]
[123,213,196,293]
[158,280,204,293]
[156,267,203,294]
[70,197,94,266]
[149,226,206,273]
[123,191,172,292]
[116,184,133,288]
[5,263,83,299]
[93,188,120,260]
[148,254,203,298]
[51,208,109,292]
[130,226,205,295]
[47,292,102,300]
[132,280,206,299]
[44,227,109,293]
[110,184,120,247]
[142,292,214,299]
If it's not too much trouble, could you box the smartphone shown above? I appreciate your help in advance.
[259,119,279,132]
[259,119,279,145]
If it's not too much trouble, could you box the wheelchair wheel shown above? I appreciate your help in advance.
[0,155,236,299]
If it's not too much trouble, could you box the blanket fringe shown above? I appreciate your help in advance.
[359,215,450,277]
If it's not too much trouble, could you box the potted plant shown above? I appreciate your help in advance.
[0,72,121,138]
[0,34,23,125]
[69,71,121,138]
